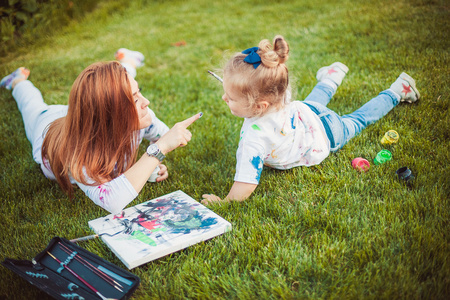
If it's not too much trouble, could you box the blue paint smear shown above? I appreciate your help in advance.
[250,156,263,182]
[290,115,296,129]
[201,217,218,227]
[144,124,155,135]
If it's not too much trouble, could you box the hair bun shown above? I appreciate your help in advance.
[258,35,289,68]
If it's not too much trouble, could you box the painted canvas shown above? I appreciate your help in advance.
[88,190,232,269]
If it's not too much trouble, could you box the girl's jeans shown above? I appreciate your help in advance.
[12,80,67,165]
[303,82,400,152]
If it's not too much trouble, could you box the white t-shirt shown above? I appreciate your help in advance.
[41,108,169,214]
[234,101,330,185]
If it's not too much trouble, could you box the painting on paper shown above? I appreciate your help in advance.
[88,190,232,269]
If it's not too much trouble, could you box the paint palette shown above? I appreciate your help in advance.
[89,190,232,269]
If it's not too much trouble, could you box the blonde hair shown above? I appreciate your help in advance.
[223,35,290,117]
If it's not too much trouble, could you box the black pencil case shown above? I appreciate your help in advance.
[2,236,140,300]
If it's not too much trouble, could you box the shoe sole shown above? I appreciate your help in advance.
[115,51,125,61]
[400,72,421,102]
[330,62,349,74]
[19,67,30,79]
[1,67,30,90]
[316,62,349,81]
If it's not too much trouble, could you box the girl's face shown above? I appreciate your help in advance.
[222,80,254,118]
[128,74,152,129]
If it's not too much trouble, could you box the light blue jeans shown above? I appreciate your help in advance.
[303,82,400,152]
[12,80,68,165]
[11,63,135,166]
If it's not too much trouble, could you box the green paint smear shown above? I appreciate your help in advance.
[251,124,261,131]
[165,217,202,229]
[174,218,202,228]
[131,230,157,246]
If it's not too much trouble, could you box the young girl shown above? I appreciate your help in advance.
[1,49,201,214]
[201,35,420,205]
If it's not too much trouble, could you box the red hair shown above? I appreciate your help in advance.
[42,61,140,197]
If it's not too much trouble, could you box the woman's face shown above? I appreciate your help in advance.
[128,74,152,129]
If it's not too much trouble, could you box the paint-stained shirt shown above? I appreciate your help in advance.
[40,108,169,214]
[234,101,330,185]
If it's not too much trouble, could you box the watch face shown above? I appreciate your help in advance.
[148,144,159,155]
[147,144,165,161]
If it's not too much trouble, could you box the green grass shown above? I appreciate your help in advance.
[0,0,449,299]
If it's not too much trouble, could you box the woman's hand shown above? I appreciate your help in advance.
[125,113,201,194]
[155,164,168,182]
[156,113,202,154]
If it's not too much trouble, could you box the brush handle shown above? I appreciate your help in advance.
[47,252,110,300]
[58,242,124,291]
[207,70,223,83]
[61,261,110,300]
[98,265,133,286]
[70,234,99,243]
[65,266,99,294]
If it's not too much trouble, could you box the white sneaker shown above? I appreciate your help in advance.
[316,62,349,86]
[0,67,30,90]
[114,48,145,68]
[389,72,420,103]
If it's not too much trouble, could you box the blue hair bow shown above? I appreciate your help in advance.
[242,47,261,69]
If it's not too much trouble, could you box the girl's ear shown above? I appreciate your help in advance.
[257,101,270,112]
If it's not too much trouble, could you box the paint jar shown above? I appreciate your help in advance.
[352,157,370,172]
[396,167,414,182]
[148,166,160,182]
[381,130,399,145]
[373,149,392,165]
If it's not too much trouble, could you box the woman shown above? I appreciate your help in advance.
[1,49,201,213]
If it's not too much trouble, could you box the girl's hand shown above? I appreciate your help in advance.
[201,194,223,205]
[155,164,168,182]
[202,182,258,205]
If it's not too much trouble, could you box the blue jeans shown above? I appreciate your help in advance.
[303,82,400,152]
[12,80,68,164]
[11,63,135,165]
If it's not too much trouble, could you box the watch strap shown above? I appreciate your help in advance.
[146,144,165,162]
[153,151,165,161]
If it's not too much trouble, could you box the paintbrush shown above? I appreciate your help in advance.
[58,242,123,292]
[207,70,223,83]
[47,251,116,300]
[70,230,124,243]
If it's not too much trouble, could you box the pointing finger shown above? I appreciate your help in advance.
[178,112,203,128]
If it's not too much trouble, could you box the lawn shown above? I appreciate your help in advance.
[0,0,448,299]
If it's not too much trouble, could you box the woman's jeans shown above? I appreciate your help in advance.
[302,82,400,152]
[12,63,134,165]
[12,80,67,164]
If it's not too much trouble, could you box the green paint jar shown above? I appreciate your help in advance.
[373,149,392,165]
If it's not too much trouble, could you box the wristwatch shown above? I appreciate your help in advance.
[146,144,165,162]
